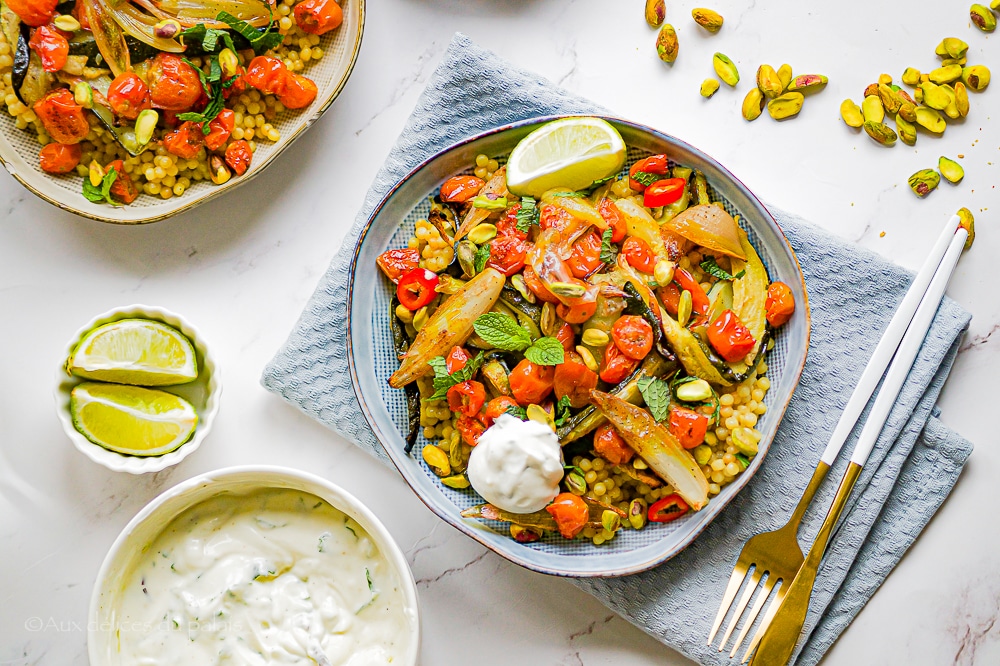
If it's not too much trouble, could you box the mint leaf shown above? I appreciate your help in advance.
[554,394,573,426]
[524,337,565,365]
[504,405,527,420]
[427,356,449,378]
[600,227,617,265]
[82,167,119,206]
[701,257,746,281]
[217,10,283,54]
[637,376,671,422]
[428,352,485,401]
[473,243,490,273]
[631,170,660,187]
[473,312,532,351]
[515,196,539,232]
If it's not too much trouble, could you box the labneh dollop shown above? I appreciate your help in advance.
[467,414,564,513]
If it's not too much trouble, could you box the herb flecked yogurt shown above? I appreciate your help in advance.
[114,487,414,665]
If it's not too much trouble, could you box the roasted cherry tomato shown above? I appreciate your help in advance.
[8,0,57,27]
[545,492,589,539]
[643,177,687,208]
[567,230,603,278]
[38,142,81,174]
[162,121,204,159]
[522,265,558,303]
[376,248,420,283]
[668,406,708,449]
[225,139,252,175]
[222,65,247,100]
[395,267,439,310]
[599,342,639,384]
[146,54,203,111]
[245,56,289,96]
[484,396,519,425]
[293,0,343,35]
[104,159,138,204]
[708,309,756,362]
[496,204,529,240]
[673,268,710,319]
[611,315,653,361]
[622,236,656,273]
[106,72,151,120]
[658,282,681,316]
[278,72,318,109]
[508,359,555,406]
[33,89,88,144]
[553,351,599,409]
[554,322,575,352]
[447,380,486,417]
[439,175,484,203]
[538,203,574,232]
[648,493,690,523]
[204,108,235,151]
[628,154,668,192]
[557,298,597,324]
[444,345,470,374]
[455,414,485,446]
[593,423,633,465]
[486,236,527,276]
[28,24,68,72]
[71,0,90,29]
[598,197,626,242]
[765,281,795,327]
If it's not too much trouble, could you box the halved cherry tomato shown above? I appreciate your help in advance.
[376,248,420,283]
[643,177,687,208]
[278,73,318,109]
[71,0,90,29]
[508,359,555,405]
[765,281,795,327]
[8,0,56,27]
[539,203,574,232]
[447,380,486,417]
[496,204,529,240]
[668,406,708,449]
[245,56,289,96]
[33,89,88,144]
[658,282,681,316]
[162,121,204,159]
[611,315,653,361]
[147,54,203,112]
[105,160,138,204]
[708,309,756,362]
[444,345,470,374]
[225,139,252,175]
[557,298,597,324]
[222,65,247,100]
[293,0,343,35]
[28,24,68,72]
[38,142,81,174]
[396,267,439,310]
[622,236,656,273]
[204,108,235,151]
[598,198,626,242]
[455,414,485,446]
[484,396,519,425]
[545,492,589,539]
[439,175,485,203]
[555,322,575,352]
[673,268,710,319]
[486,236,527,276]
[593,423,633,465]
[107,72,151,120]
[567,231,603,278]
[628,154,668,192]
[553,351,599,408]
[648,493,690,523]
[523,265,558,303]
[599,342,639,384]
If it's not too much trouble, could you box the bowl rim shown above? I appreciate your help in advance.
[0,0,366,225]
[346,114,811,577]
[86,464,421,665]
[53,304,222,474]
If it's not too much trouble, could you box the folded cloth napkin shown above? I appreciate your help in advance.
[263,34,974,665]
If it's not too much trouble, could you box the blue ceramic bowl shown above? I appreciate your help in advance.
[347,116,810,577]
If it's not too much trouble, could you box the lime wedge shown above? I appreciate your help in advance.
[71,383,198,456]
[506,117,627,197]
[67,319,198,386]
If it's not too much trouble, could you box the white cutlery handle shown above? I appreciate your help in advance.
[819,215,962,466]
[849,228,967,466]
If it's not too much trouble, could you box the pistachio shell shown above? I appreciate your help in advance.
[907,169,940,197]
[915,106,947,133]
[938,156,965,183]
[863,121,897,146]
[956,207,975,249]
[700,78,721,97]
[919,81,951,110]
[741,87,765,121]
[901,67,922,86]
[692,7,724,32]
[962,65,991,91]
[788,74,828,93]
[767,91,804,120]
[877,83,902,114]
[935,37,969,59]
[954,81,970,117]
[713,52,740,86]
[896,113,917,146]
[756,64,783,98]
[840,99,864,128]
[645,0,666,27]
[929,64,963,84]
[862,95,885,124]
[970,4,996,32]
[656,24,679,63]
[777,64,793,91]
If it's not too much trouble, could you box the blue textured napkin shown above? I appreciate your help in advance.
[262,34,974,665]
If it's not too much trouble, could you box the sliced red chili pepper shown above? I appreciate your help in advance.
[447,380,486,417]
[643,178,687,208]
[707,309,756,362]
[396,267,439,310]
[648,493,690,523]
[668,406,709,449]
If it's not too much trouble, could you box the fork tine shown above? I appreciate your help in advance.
[718,567,763,651]
[707,559,751,646]
[741,581,789,664]
[729,574,778,658]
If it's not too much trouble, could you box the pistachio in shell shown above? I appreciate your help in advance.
[935,37,969,59]
[840,99,864,128]
[713,52,740,86]
[877,83,902,114]
[756,64,783,98]
[767,92,805,120]
[700,78,721,97]
[863,121,897,146]
[915,106,947,133]
[901,68,922,86]
[954,81,970,117]
[787,74,828,93]
[862,95,885,124]
[929,64,963,84]
[956,207,975,250]
[970,4,996,32]
[962,65,991,91]
[938,156,965,183]
[656,24,679,63]
[896,113,917,146]
[741,87,765,121]
[777,64,793,91]
[907,169,940,197]
[645,0,666,27]
[919,81,951,110]
[692,7,724,32]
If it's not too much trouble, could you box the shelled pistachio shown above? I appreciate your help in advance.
[741,88,765,121]
[896,113,917,146]
[692,7,724,32]
[907,169,940,197]
[957,207,975,249]
[713,52,739,86]
[970,4,996,32]
[938,156,965,183]
[767,92,804,120]
[777,64,793,91]
[840,99,864,128]
[656,24,679,63]
[756,64,783,98]
[863,121,897,146]
[645,0,666,27]
[700,78,721,97]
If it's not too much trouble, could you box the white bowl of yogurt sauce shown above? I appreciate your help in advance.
[89,466,420,666]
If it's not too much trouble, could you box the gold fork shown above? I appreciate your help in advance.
[707,215,967,662]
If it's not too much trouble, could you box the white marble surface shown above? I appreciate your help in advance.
[1,1,998,664]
